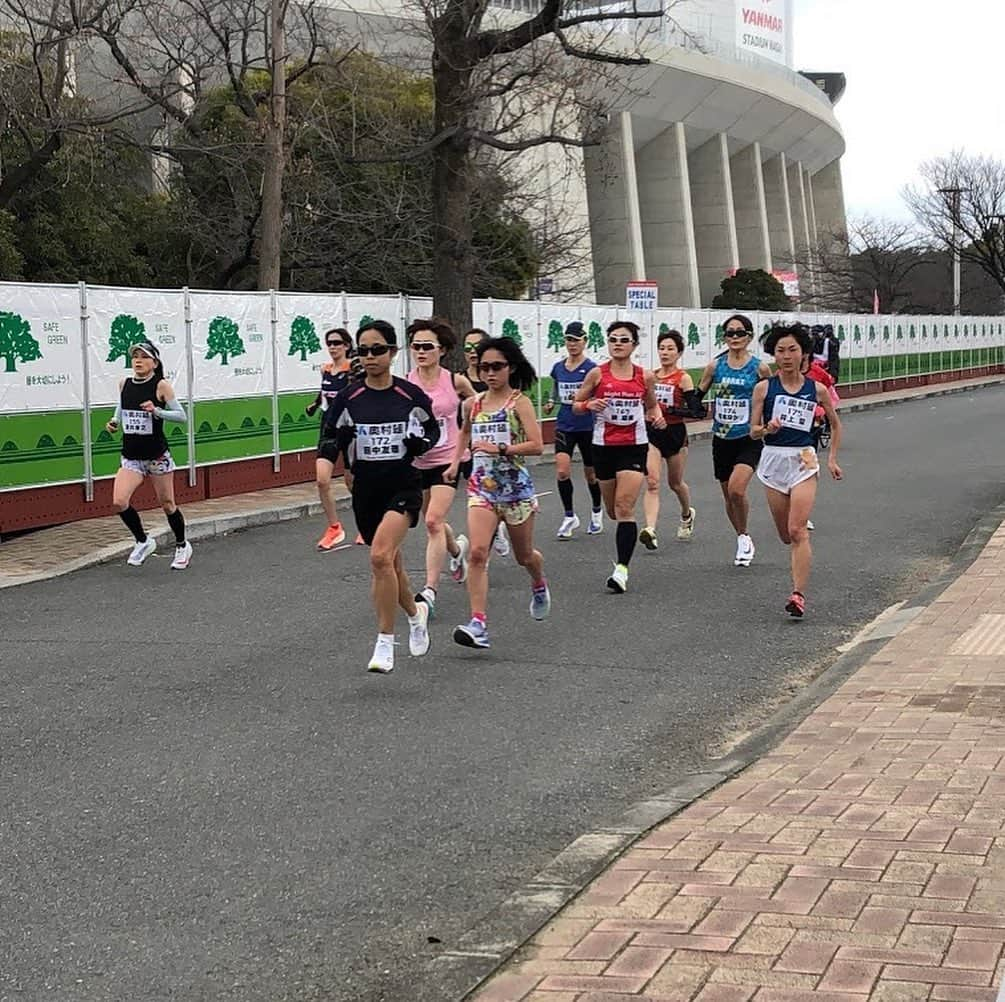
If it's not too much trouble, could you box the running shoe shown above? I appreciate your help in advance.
[606,563,629,594]
[453,618,491,649]
[408,602,431,656]
[638,526,658,551]
[587,509,604,534]
[734,534,755,567]
[492,525,510,558]
[317,523,346,550]
[127,537,156,566]
[556,514,580,540]
[806,519,815,531]
[450,534,470,583]
[677,507,696,541]
[368,636,395,674]
[415,587,437,620]
[785,591,806,618]
[170,540,193,570]
[530,582,551,621]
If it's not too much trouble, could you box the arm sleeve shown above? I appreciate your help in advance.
[153,397,187,424]
[111,403,122,424]
[670,388,706,419]
[403,389,440,459]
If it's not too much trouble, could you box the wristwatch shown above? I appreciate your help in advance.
[498,442,508,457]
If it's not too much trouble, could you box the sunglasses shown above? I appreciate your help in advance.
[725,329,750,337]
[410,341,438,352]
[607,335,634,345]
[326,340,348,348]
[477,360,510,373]
[356,344,393,357]
[464,342,482,352]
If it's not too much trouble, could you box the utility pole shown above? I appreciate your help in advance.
[938,186,964,316]
[258,0,287,291]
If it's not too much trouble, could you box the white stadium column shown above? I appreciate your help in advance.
[730,142,772,274]
[789,159,817,302]
[763,152,796,275]
[689,133,740,307]
[811,158,848,247]
[635,122,700,308]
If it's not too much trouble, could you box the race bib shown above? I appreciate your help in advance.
[121,409,153,435]
[654,383,675,408]
[557,381,582,404]
[356,422,407,461]
[473,417,511,446]
[775,394,816,432]
[605,396,643,426]
[715,398,749,426]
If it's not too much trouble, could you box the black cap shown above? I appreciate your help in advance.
[564,321,586,338]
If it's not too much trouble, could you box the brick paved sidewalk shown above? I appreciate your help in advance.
[2,374,1002,591]
[472,520,1005,1001]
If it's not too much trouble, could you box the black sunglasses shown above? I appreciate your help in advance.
[326,340,348,348]
[725,328,750,336]
[477,360,510,373]
[356,344,393,357]
[607,335,634,345]
[410,341,438,352]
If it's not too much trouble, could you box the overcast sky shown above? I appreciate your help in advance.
[795,0,1005,223]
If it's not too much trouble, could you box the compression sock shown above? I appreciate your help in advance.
[119,506,146,543]
[557,478,574,516]
[167,508,186,545]
[588,481,602,512]
[616,521,638,566]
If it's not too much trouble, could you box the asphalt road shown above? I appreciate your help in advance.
[4,386,1005,1002]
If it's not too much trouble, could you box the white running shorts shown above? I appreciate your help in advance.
[120,451,176,476]
[756,445,818,495]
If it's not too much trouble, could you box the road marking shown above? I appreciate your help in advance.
[534,491,554,499]
[997,974,1005,1002]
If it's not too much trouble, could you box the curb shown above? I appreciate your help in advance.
[422,500,1005,1002]
[2,376,1003,592]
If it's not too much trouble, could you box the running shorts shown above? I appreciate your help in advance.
[591,444,648,480]
[646,422,688,459]
[756,445,819,495]
[554,429,594,466]
[121,451,175,476]
[468,495,539,526]
[712,435,763,482]
[352,477,423,545]
[317,436,343,466]
[418,464,454,490]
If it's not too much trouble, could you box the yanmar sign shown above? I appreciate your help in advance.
[736,0,789,66]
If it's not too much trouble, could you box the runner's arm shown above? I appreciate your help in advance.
[107,380,124,432]
[696,361,716,394]
[509,394,543,456]
[453,373,477,399]
[748,380,772,440]
[757,360,773,380]
[572,368,603,414]
[643,372,666,428]
[153,396,188,424]
[815,381,843,478]
[445,398,473,483]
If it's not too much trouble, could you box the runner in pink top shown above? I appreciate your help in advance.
[406,317,477,618]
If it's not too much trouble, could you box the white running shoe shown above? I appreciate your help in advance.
[556,514,580,540]
[170,540,193,570]
[415,587,437,620]
[408,602,431,657]
[806,519,815,531]
[735,534,755,567]
[368,636,395,674]
[530,583,551,620]
[127,537,156,566]
[587,509,603,534]
[450,534,470,583]
[677,507,696,541]
[606,563,629,594]
[492,525,510,557]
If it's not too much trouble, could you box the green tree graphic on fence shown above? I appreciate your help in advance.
[853,325,862,344]
[714,324,725,348]
[107,314,147,367]
[357,314,374,330]
[206,316,245,365]
[837,324,846,342]
[868,325,876,343]
[289,316,320,361]
[0,311,42,373]
[547,320,564,351]
[587,322,604,351]
[896,324,904,341]
[883,325,890,343]
[921,324,928,340]
[908,325,916,341]
[688,323,701,349]
[501,318,522,347]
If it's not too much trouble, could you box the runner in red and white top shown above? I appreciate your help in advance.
[573,321,664,594]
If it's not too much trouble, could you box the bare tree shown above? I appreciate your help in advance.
[807,215,934,314]
[905,151,1005,300]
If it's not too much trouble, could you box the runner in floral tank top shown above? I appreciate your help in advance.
[446,336,550,650]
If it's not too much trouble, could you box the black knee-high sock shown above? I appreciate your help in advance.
[588,481,602,512]
[167,508,186,545]
[557,478,574,516]
[616,521,637,566]
[119,506,146,543]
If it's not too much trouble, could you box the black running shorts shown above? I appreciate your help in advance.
[317,436,343,466]
[712,434,763,482]
[646,422,688,459]
[554,429,595,467]
[352,477,423,545]
[591,444,648,481]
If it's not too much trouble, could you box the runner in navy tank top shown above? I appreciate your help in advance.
[573,321,664,594]
[695,314,772,568]
[751,322,844,619]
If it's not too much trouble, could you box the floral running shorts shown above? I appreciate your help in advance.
[468,494,539,526]
[120,451,176,476]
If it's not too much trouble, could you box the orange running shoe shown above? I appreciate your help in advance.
[317,523,346,550]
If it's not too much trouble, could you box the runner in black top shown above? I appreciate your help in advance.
[325,320,440,674]
[105,340,192,569]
